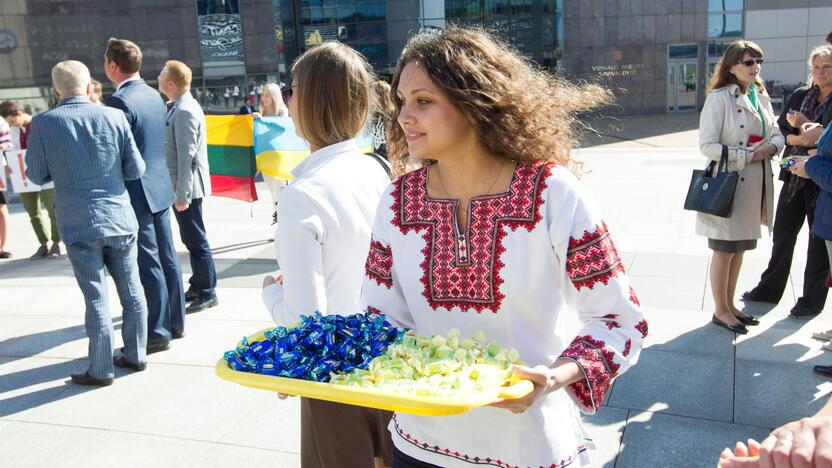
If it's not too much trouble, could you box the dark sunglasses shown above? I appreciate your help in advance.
[740,58,764,67]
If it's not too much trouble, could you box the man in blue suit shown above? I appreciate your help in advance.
[104,38,185,352]
[26,60,148,386]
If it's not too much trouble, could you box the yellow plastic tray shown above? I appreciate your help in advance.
[215,328,534,416]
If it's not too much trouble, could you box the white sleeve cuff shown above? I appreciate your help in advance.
[261,282,286,324]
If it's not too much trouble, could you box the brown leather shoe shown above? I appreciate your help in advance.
[113,356,146,372]
[70,372,113,386]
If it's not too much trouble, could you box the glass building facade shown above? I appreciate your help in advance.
[0,0,828,115]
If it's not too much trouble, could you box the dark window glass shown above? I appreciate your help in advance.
[197,0,240,15]
[670,44,698,60]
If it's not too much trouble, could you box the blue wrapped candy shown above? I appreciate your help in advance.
[222,311,406,382]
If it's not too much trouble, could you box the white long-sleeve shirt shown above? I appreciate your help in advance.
[362,162,646,467]
[262,139,389,325]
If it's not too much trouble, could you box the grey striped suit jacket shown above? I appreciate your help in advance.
[25,96,146,245]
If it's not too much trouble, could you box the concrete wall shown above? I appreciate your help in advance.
[561,0,708,114]
[743,2,832,87]
[0,0,202,88]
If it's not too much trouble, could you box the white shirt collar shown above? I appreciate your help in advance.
[115,76,142,92]
[291,139,360,179]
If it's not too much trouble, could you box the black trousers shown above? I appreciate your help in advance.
[748,179,829,310]
[173,198,217,299]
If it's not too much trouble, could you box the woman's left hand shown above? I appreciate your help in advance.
[489,364,560,414]
[789,156,810,179]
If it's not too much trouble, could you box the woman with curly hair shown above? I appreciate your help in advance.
[361,27,647,467]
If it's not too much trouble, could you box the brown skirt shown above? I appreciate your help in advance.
[301,397,393,468]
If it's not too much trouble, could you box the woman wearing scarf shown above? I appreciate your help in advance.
[743,44,832,319]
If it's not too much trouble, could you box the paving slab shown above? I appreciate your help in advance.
[628,275,705,310]
[583,406,628,468]
[734,359,831,428]
[188,443,300,468]
[217,394,301,453]
[216,257,278,289]
[736,321,827,367]
[640,307,734,358]
[191,287,275,323]
[147,316,272,367]
[14,363,273,442]
[0,421,107,468]
[608,349,734,422]
[627,252,708,281]
[0,315,93,360]
[0,357,84,418]
[615,411,770,468]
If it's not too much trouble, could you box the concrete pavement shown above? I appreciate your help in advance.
[1,114,830,467]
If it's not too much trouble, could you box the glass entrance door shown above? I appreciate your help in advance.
[668,62,698,112]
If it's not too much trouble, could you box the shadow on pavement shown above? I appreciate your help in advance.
[212,239,274,256]
[0,318,121,364]
[590,299,828,468]
[0,357,98,418]
[0,256,75,279]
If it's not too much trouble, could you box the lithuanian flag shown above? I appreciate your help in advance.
[206,115,258,202]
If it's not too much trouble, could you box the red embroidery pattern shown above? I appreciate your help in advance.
[391,415,586,468]
[365,239,393,288]
[561,335,620,412]
[623,339,632,357]
[366,306,382,316]
[635,320,648,338]
[602,314,620,330]
[389,162,550,313]
[566,222,624,290]
[628,286,641,306]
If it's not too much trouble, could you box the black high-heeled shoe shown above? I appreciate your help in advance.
[735,314,760,326]
[712,315,749,334]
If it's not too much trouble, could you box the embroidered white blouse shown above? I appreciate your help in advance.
[362,162,647,468]
[262,139,390,324]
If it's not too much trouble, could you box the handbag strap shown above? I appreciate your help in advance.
[717,145,729,173]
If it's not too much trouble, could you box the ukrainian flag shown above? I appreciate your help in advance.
[254,116,376,180]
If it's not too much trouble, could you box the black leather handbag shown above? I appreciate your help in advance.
[683,145,739,218]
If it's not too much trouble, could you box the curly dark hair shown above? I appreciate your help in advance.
[387,26,612,176]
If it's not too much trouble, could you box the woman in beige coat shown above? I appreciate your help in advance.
[698,40,784,334]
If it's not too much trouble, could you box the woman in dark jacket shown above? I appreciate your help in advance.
[743,44,832,317]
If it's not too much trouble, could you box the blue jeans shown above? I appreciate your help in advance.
[66,234,147,379]
[173,198,217,299]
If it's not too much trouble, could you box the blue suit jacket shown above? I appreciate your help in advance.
[107,79,176,213]
[25,96,145,244]
[807,126,832,240]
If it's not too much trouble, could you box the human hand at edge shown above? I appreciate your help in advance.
[789,157,810,179]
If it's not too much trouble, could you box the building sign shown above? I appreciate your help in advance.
[591,63,645,77]
[0,29,16,53]
[198,14,245,63]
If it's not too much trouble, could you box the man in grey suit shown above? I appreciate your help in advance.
[158,60,218,313]
[26,60,148,386]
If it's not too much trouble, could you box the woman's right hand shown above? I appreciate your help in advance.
[786,111,809,128]
[751,143,778,162]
